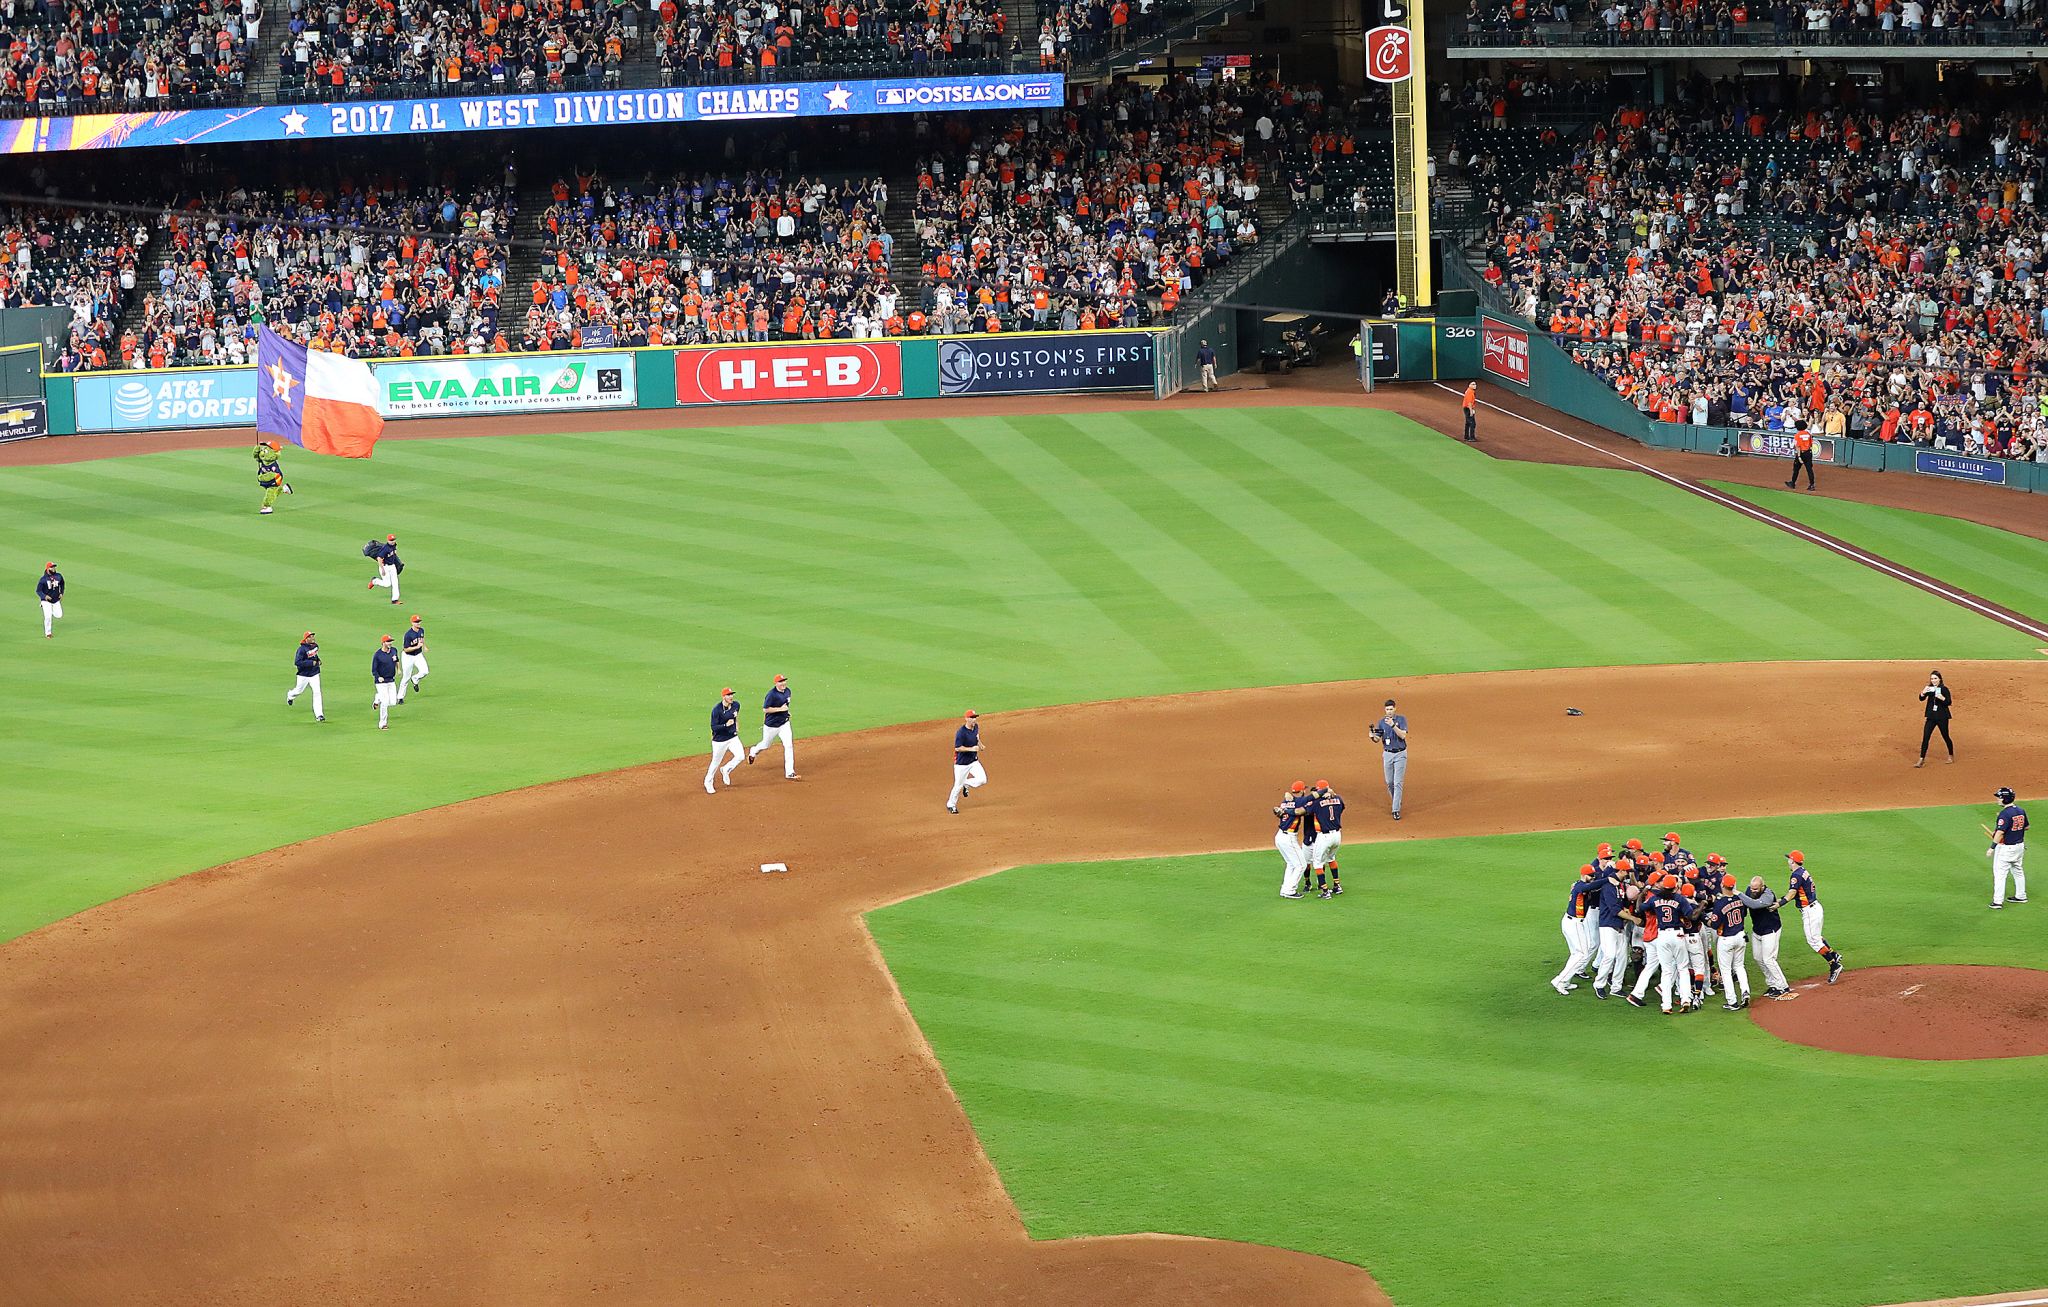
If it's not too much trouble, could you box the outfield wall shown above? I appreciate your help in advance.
[41,331,1165,437]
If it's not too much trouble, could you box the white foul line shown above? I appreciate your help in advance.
[1899,983,1925,999]
[1433,385,2048,643]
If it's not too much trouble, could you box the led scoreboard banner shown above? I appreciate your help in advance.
[0,73,1064,155]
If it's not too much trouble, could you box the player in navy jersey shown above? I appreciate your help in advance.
[1708,873,1752,1009]
[946,710,986,813]
[1989,786,2028,908]
[1784,851,1844,983]
[746,675,799,779]
[287,630,324,722]
[705,687,744,795]
[1551,865,1598,995]
[1308,780,1345,898]
[370,635,400,731]
[1273,781,1311,897]
[36,561,64,637]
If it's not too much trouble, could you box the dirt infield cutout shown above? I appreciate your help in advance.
[1751,964,2048,1060]
[0,661,2045,1304]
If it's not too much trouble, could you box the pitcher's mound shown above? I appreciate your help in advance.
[1751,964,2048,1060]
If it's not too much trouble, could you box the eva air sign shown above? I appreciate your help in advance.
[373,353,638,417]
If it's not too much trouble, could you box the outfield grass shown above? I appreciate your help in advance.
[869,806,2048,1307]
[1717,483,2048,624]
[2,406,2036,942]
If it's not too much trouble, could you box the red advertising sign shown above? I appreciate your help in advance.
[1365,25,1413,84]
[1480,317,1531,387]
[674,341,903,405]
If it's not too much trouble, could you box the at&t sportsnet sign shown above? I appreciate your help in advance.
[1480,317,1530,387]
[76,368,257,432]
[675,342,902,405]
[937,334,1154,396]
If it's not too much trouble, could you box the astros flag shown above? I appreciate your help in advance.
[255,328,385,458]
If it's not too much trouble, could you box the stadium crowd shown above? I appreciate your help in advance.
[1478,92,2048,460]
[45,173,515,370]
[6,202,147,372]
[0,0,257,112]
[1459,0,2048,45]
[275,0,630,101]
[653,0,1007,83]
[530,167,900,348]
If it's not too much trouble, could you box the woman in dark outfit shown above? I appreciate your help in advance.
[1917,669,1953,767]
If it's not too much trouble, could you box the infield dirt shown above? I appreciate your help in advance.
[2,660,2046,1305]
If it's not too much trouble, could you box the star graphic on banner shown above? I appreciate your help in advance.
[824,84,852,112]
[280,109,309,136]
[267,359,299,406]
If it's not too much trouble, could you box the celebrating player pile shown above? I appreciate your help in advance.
[1552,832,1845,1015]
[1273,781,1346,900]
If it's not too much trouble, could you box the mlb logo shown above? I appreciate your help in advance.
[597,368,623,393]
[1365,25,1412,84]
[878,88,904,105]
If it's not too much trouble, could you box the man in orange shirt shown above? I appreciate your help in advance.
[1462,381,1479,441]
[1784,426,1817,491]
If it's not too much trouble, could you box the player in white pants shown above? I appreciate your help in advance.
[286,630,325,721]
[36,561,64,636]
[1551,866,1597,994]
[1274,783,1312,897]
[746,675,797,778]
[705,687,744,794]
[1305,780,1344,898]
[1710,877,1753,1008]
[398,616,429,700]
[945,710,986,813]
[1990,786,2029,908]
[368,534,402,603]
[1735,878,1791,995]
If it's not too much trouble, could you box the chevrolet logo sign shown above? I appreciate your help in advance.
[0,407,35,423]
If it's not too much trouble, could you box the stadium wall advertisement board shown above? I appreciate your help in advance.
[0,398,49,443]
[1914,449,2009,485]
[1480,317,1531,386]
[377,354,637,417]
[0,74,1064,156]
[75,369,257,432]
[935,333,1154,395]
[674,342,903,405]
[1738,432,1839,464]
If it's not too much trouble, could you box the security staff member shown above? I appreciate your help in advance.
[1197,339,1218,392]
[1369,698,1409,820]
[1916,669,1953,767]
[1462,381,1479,441]
[1784,426,1817,490]
[371,635,400,730]
[705,687,744,794]
[1990,785,2028,909]
[36,560,64,637]
[287,630,324,721]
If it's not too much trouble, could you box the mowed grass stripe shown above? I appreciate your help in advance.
[1,406,2037,942]
[1719,483,2048,623]
[870,805,2048,1307]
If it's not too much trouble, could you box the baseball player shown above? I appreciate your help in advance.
[255,439,291,514]
[35,561,63,637]
[398,615,429,700]
[745,675,798,779]
[371,634,400,730]
[1734,876,1793,998]
[1628,875,1695,1014]
[1275,782,1311,898]
[1308,780,1345,898]
[1678,882,1709,1008]
[945,709,986,813]
[1785,851,1844,983]
[1989,786,2029,908]
[1708,873,1752,1010]
[1588,847,1630,998]
[367,534,403,604]
[1369,699,1408,820]
[1660,831,1696,875]
[705,687,744,794]
[1551,864,1598,995]
[286,630,324,721]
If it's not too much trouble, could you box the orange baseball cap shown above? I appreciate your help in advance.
[1597,842,1614,856]
[1706,853,1727,866]
[1290,781,1307,793]
[1314,778,1330,789]
[380,634,393,643]
[386,534,396,542]
[721,686,734,695]
[1787,850,1805,864]
[1721,874,1737,890]
[964,709,977,719]
[1679,883,1696,898]
[302,630,314,639]
[409,614,420,623]
[1579,863,1594,876]
[1663,832,1681,843]
[1618,858,1635,872]
[1625,838,1644,850]
[1646,851,1664,864]
[774,674,787,684]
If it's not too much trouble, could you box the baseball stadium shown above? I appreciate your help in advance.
[4,0,2048,1303]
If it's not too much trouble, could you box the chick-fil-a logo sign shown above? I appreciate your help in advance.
[1366,26,1412,83]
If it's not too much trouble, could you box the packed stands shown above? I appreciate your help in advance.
[275,0,631,101]
[1474,92,2048,458]
[653,0,1007,83]
[904,78,1306,332]
[91,172,516,369]
[528,167,898,347]
[0,0,257,113]
[7,202,148,372]
[1455,0,2048,47]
